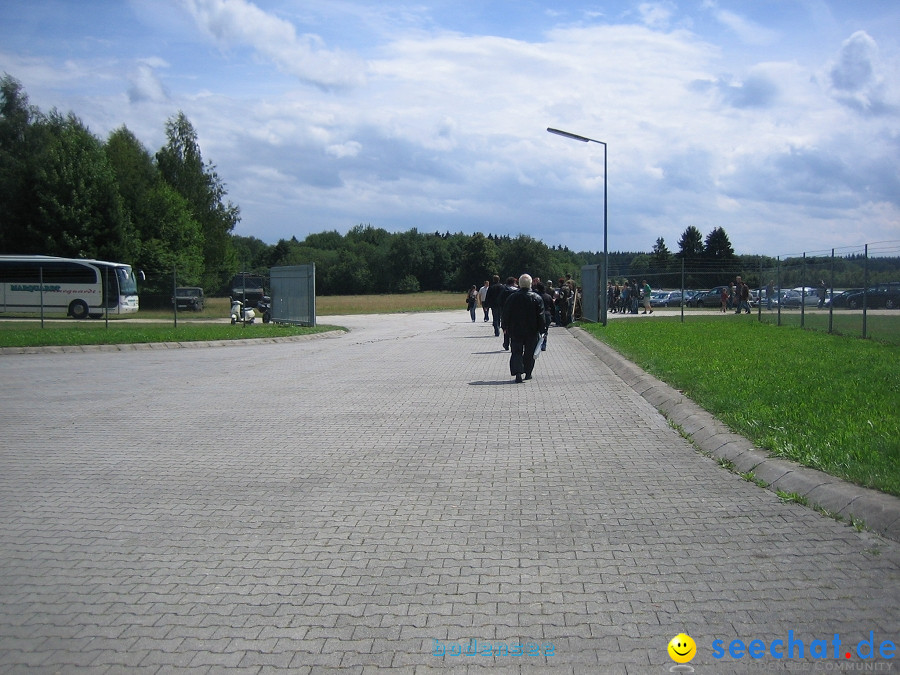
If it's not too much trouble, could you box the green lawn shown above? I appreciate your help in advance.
[582,317,900,496]
[0,321,340,348]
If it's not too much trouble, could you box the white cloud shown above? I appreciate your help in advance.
[827,31,892,114]
[2,0,898,257]
[708,6,778,46]
[180,0,367,89]
[128,62,169,103]
[638,2,676,30]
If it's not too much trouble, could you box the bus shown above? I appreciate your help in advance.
[0,255,140,319]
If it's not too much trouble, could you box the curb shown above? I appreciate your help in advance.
[0,329,346,356]
[570,326,900,543]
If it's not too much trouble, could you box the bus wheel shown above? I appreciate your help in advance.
[69,300,89,320]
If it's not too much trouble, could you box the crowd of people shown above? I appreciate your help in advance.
[606,279,654,315]
[469,274,579,384]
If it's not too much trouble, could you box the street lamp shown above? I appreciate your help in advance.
[547,127,608,326]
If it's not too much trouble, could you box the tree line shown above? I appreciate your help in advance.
[2,74,894,297]
[0,74,237,294]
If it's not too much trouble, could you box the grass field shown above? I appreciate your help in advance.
[581,317,900,496]
[755,309,899,345]
[132,292,465,319]
[0,320,339,348]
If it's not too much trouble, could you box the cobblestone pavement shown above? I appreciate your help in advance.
[1,311,897,674]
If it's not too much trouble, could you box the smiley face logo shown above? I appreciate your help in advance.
[668,633,696,664]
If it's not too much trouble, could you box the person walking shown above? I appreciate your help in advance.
[478,280,490,322]
[641,279,653,314]
[766,280,775,310]
[817,280,827,308]
[466,285,478,322]
[484,275,504,337]
[498,277,519,349]
[501,274,546,384]
[735,277,751,314]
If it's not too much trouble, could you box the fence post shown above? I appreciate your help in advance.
[757,257,762,321]
[173,264,178,328]
[776,257,782,326]
[800,252,806,328]
[863,244,868,339]
[680,257,685,323]
[39,265,45,329]
[828,248,835,334]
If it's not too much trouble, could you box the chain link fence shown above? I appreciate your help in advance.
[600,240,900,344]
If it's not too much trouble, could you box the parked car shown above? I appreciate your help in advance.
[842,283,900,310]
[172,286,204,311]
[824,289,864,309]
[231,274,266,307]
[694,286,729,308]
[685,290,709,307]
[777,289,819,308]
[650,291,683,307]
[682,289,701,304]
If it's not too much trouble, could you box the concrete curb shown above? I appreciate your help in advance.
[570,326,900,543]
[0,329,346,356]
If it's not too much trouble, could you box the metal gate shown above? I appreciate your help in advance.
[581,264,601,323]
[270,264,316,326]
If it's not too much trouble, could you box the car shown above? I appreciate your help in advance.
[231,274,266,307]
[694,286,730,308]
[172,286,204,311]
[842,283,900,310]
[777,289,819,308]
[684,290,709,307]
[824,289,864,309]
[650,290,683,307]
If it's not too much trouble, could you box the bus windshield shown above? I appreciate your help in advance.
[116,267,137,295]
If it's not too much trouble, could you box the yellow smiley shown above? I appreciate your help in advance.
[668,633,696,663]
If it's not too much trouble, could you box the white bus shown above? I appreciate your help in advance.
[0,255,140,319]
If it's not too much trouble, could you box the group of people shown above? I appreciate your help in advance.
[606,279,653,315]
[466,274,577,383]
[719,276,753,313]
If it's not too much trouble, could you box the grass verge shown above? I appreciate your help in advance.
[582,317,900,496]
[0,321,340,348]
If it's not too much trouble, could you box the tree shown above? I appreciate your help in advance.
[323,249,372,294]
[677,226,704,259]
[106,126,203,292]
[231,234,272,274]
[500,235,553,283]
[456,233,499,289]
[0,74,39,252]
[156,111,239,291]
[704,227,735,260]
[652,237,670,264]
[28,111,130,260]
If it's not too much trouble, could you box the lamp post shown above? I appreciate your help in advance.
[547,127,608,326]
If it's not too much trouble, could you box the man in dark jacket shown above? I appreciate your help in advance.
[501,274,547,383]
[497,276,518,349]
[483,275,504,337]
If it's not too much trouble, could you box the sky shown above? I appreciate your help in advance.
[1,0,898,257]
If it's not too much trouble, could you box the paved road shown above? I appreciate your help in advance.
[1,312,897,674]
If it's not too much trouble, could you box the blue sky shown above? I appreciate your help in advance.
[1,0,898,256]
